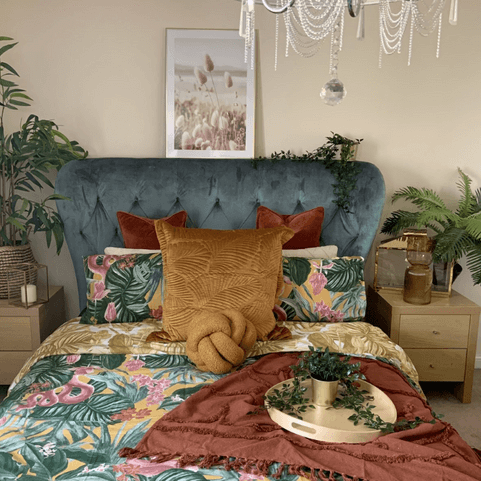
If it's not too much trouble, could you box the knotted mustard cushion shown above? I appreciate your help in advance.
[186,310,257,373]
[154,220,294,341]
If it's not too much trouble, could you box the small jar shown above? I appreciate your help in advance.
[403,250,433,305]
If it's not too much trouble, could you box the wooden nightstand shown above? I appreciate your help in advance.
[367,286,480,403]
[0,286,65,385]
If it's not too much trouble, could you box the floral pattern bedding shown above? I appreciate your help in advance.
[0,319,422,481]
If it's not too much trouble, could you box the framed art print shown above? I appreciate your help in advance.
[166,29,255,158]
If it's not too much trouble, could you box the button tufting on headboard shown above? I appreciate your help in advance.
[55,158,385,309]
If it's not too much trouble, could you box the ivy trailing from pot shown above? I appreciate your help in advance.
[250,347,443,434]
[251,133,363,213]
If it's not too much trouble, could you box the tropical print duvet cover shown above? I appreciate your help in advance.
[0,318,422,481]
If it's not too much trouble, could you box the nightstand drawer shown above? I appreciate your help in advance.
[405,348,466,382]
[0,317,32,351]
[399,315,469,349]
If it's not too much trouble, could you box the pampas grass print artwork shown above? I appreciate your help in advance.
[174,49,248,152]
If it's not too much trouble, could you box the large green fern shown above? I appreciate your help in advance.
[381,168,481,285]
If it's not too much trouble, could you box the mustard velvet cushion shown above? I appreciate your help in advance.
[154,220,294,341]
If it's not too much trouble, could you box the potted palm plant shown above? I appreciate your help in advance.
[0,36,87,297]
[381,168,481,286]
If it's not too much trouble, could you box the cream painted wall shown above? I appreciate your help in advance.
[2,1,481,363]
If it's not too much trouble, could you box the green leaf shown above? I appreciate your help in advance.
[52,221,64,254]
[324,257,364,291]
[25,172,44,190]
[10,92,32,100]
[142,354,189,369]
[152,469,214,481]
[19,443,51,478]
[284,257,311,285]
[72,354,126,370]
[6,216,26,230]
[0,61,19,76]
[0,42,18,57]
[9,99,30,107]
[31,393,132,425]
[0,452,26,479]
[61,447,110,466]
[45,228,52,248]
[44,193,70,201]
[0,78,17,87]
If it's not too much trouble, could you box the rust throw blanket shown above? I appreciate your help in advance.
[120,353,481,481]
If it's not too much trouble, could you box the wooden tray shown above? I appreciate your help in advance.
[266,379,397,443]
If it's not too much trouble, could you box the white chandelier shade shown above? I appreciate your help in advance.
[237,0,458,105]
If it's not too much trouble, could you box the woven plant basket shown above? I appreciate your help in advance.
[0,244,37,299]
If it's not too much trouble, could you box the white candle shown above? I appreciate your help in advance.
[21,284,37,305]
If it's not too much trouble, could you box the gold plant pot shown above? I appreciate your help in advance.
[311,377,339,407]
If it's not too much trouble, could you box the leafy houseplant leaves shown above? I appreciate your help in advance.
[381,168,481,285]
[0,37,87,252]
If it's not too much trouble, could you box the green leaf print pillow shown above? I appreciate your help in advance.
[80,253,164,324]
[276,256,366,323]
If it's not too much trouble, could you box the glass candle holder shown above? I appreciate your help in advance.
[403,250,433,305]
[6,263,49,308]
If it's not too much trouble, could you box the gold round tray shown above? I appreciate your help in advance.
[266,379,397,443]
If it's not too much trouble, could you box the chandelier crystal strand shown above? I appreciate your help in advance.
[436,12,442,58]
[408,12,414,66]
[320,12,346,106]
[244,2,251,63]
[340,5,345,51]
[449,0,458,25]
[251,25,255,69]
[379,0,411,57]
[357,2,365,41]
[275,0,280,70]
[284,5,323,58]
[411,0,445,36]
[285,5,291,57]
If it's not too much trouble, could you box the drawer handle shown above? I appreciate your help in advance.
[432,330,440,335]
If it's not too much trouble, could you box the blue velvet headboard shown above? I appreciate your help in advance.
[55,158,385,311]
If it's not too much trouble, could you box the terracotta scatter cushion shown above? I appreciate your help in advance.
[117,211,187,249]
[256,206,325,249]
[154,220,294,342]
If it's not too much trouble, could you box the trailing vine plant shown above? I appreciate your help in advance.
[251,347,443,434]
[251,133,363,213]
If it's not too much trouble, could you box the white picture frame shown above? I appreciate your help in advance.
[165,29,255,159]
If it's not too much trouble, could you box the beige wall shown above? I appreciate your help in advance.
[2,0,481,364]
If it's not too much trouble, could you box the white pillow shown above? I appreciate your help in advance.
[282,245,338,259]
[104,247,161,255]
[105,245,338,259]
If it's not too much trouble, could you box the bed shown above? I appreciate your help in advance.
[1,157,480,481]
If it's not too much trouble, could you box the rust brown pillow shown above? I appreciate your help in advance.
[117,211,187,249]
[256,206,324,249]
[154,220,294,341]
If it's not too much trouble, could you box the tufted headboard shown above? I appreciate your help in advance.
[55,158,385,311]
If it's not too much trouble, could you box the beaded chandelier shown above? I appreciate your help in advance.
[238,0,458,105]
